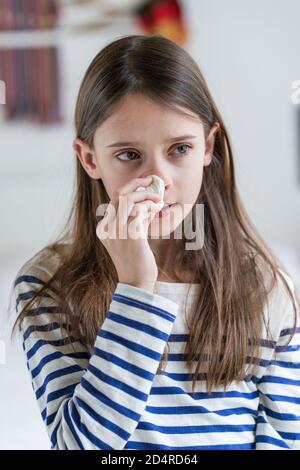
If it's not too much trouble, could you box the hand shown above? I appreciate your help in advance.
[96,176,164,292]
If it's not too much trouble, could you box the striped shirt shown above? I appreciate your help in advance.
[13,246,300,450]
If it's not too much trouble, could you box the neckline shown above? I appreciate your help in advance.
[154,280,200,294]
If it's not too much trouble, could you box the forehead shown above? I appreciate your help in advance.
[94,93,203,141]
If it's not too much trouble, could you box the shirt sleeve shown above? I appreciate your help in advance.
[255,273,300,450]
[14,268,179,450]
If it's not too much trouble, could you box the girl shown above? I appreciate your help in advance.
[12,34,300,450]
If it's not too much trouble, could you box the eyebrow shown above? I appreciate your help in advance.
[105,135,198,148]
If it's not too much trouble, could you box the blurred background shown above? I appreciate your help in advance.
[0,0,300,449]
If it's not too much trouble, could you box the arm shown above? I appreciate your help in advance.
[14,271,178,450]
[255,275,300,450]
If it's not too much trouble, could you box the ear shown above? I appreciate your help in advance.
[72,138,102,180]
[203,122,220,166]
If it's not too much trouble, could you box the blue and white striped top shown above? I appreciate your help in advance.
[13,246,300,450]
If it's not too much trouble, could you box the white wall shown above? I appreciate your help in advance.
[185,0,300,254]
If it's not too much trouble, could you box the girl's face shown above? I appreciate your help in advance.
[74,92,219,238]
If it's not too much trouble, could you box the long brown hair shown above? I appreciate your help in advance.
[11,34,300,394]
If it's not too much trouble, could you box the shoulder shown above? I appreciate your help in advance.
[12,244,69,315]
[16,245,60,280]
[262,266,300,341]
[14,242,71,286]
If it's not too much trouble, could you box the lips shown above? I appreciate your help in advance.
[153,202,177,219]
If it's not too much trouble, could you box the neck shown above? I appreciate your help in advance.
[148,236,197,284]
[148,236,179,279]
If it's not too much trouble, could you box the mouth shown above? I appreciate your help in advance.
[154,202,177,219]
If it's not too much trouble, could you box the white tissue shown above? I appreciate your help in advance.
[135,175,165,201]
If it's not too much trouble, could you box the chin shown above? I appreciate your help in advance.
[147,212,183,239]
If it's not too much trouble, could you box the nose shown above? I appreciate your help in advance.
[139,152,174,195]
[141,173,170,194]
[140,167,171,193]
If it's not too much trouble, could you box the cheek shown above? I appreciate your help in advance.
[101,168,126,196]
[180,169,203,202]
[108,177,132,202]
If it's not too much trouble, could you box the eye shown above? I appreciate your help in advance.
[115,150,139,162]
[114,143,192,162]
[172,144,192,156]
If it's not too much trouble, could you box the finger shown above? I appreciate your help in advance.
[119,192,163,229]
[127,201,160,239]
[129,200,164,223]
[128,207,150,239]
[111,175,161,215]
[119,176,153,197]
[127,189,163,205]
[96,201,117,240]
[146,200,165,224]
